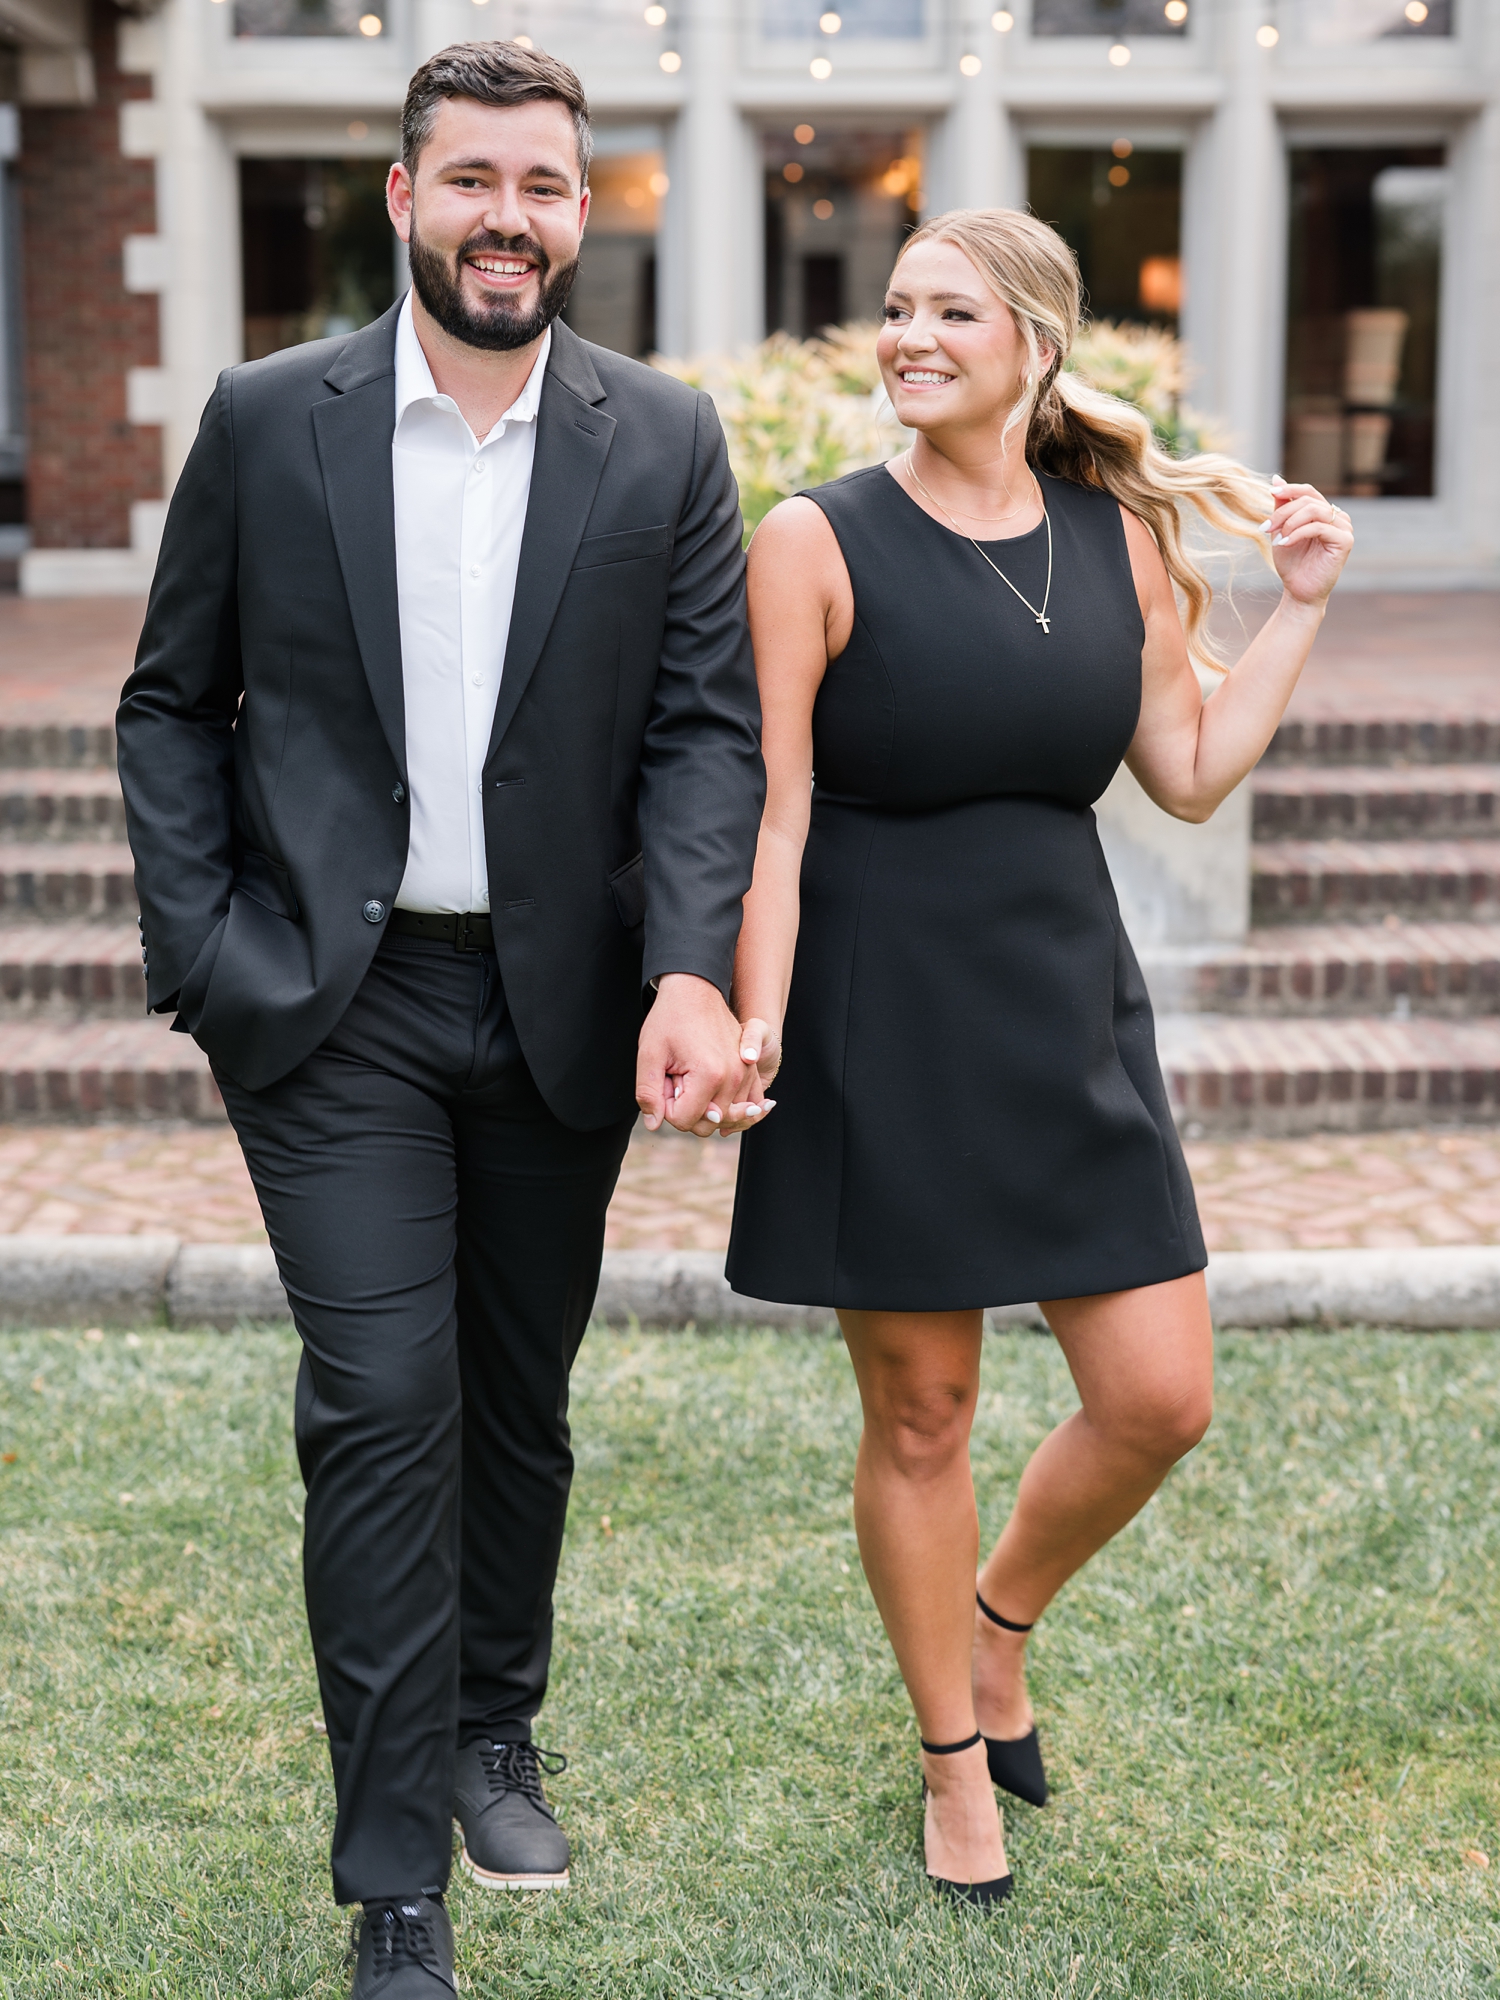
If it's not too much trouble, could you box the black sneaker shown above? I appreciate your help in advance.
[454,1739,570,1889]
[348,1894,456,1998]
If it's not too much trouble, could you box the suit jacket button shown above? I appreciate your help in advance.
[392,783,405,804]
[362,899,386,924]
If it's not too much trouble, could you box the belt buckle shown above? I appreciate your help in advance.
[455,912,483,953]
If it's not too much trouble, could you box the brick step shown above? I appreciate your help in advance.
[0,768,128,843]
[1158,1013,1500,1138]
[0,923,145,1017]
[1140,922,1500,1018]
[1252,840,1500,926]
[0,1016,223,1121]
[0,723,116,772]
[0,844,137,922]
[1253,765,1500,842]
[1265,718,1500,768]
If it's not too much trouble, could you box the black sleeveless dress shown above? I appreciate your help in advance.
[725,465,1206,1312]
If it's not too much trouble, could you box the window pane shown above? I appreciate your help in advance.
[1284,147,1445,498]
[234,0,382,38]
[1028,146,1183,327]
[763,127,923,337]
[761,0,925,39]
[240,159,398,360]
[565,141,664,359]
[1280,0,1452,44]
[1031,0,1189,36]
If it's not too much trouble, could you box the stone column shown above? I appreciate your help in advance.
[659,0,758,358]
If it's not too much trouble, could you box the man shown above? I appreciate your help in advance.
[118,42,765,1997]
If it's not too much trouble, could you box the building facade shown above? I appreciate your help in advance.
[0,0,1496,592]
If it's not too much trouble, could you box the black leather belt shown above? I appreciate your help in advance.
[387,908,495,951]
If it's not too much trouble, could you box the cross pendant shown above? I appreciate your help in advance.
[1036,613,1051,634]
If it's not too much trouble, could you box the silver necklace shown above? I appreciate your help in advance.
[905,457,1053,636]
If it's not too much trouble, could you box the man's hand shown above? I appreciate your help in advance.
[637,975,774,1138]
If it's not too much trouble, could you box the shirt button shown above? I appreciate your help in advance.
[472,461,486,475]
[471,673,484,687]
[362,899,386,924]
[469,565,481,578]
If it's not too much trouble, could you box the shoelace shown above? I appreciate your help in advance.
[348,1897,442,1973]
[477,1739,567,1807]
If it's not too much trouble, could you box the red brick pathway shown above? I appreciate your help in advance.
[0,1118,1497,1258]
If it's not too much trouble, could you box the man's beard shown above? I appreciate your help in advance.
[407,220,578,352]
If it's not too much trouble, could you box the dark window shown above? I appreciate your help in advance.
[234,0,383,38]
[1028,146,1183,328]
[240,158,398,362]
[1284,147,1445,499]
[563,147,664,359]
[1284,0,1452,42]
[801,255,845,336]
[763,127,922,337]
[1031,0,1187,35]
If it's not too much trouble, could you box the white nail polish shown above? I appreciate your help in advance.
[1272,533,1284,546]
[745,1104,761,1116]
[707,1107,722,1123]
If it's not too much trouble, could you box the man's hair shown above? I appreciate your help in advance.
[401,40,593,185]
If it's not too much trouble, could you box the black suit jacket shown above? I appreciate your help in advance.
[117,306,764,1129]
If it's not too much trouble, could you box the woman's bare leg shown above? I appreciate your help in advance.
[838,1307,1007,1886]
[972,1272,1214,1742]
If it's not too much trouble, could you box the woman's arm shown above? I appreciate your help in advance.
[1122,479,1354,824]
[732,496,853,1079]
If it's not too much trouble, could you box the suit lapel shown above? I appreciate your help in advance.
[312,307,405,775]
[486,328,616,760]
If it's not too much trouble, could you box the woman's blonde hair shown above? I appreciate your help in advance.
[895,208,1272,668]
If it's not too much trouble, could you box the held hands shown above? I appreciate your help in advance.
[1263,476,1354,609]
[636,974,779,1139]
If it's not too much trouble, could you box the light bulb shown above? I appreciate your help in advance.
[1164,0,1188,19]
[959,52,982,75]
[818,10,841,31]
[644,3,667,21]
[810,55,832,77]
[357,12,381,33]
[659,47,682,70]
[794,124,815,143]
[991,8,1014,27]
[1255,22,1279,45]
[1107,42,1130,64]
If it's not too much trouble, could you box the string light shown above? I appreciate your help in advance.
[648,169,670,195]
[1107,41,1130,64]
[1112,138,1132,158]
[514,32,533,45]
[813,198,834,219]
[991,8,1013,27]
[794,123,815,143]
[659,46,681,68]
[783,161,804,181]
[959,51,981,74]
[347,120,369,137]
[818,10,841,30]
[644,2,667,20]
[357,13,382,34]
[809,54,832,77]
[1404,0,1427,16]
[1255,21,1278,43]
[1164,0,1188,19]
[1107,163,1129,186]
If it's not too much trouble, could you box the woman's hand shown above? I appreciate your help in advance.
[1265,476,1354,609]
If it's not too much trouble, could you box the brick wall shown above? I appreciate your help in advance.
[19,0,160,550]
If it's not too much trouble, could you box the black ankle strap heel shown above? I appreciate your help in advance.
[975,1590,1033,1633]
[918,1729,1014,1908]
[974,1591,1049,1809]
[919,1729,983,1756]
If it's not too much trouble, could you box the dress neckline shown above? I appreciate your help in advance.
[880,459,1050,550]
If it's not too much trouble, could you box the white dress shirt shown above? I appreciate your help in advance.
[392,291,550,913]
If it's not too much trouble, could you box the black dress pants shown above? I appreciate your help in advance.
[214,932,634,1905]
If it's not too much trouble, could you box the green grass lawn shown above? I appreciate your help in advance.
[1,1323,1498,1998]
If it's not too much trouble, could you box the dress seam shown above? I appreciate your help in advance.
[830,808,882,1309]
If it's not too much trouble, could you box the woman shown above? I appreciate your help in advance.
[725,209,1352,1903]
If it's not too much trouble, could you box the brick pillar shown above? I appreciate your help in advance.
[19,0,160,551]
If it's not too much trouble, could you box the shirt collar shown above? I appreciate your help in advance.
[393,288,552,441]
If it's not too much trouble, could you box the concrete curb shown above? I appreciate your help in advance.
[5,1238,1500,1332]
